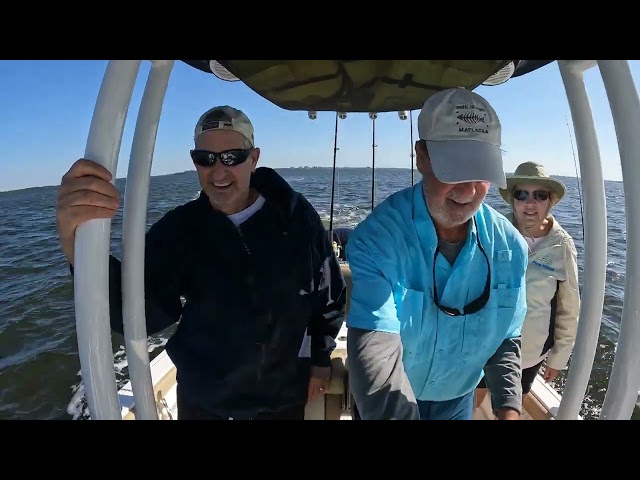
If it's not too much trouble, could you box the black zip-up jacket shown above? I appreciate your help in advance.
[78,167,346,419]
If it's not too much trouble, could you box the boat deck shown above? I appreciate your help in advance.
[119,262,571,421]
[119,333,563,421]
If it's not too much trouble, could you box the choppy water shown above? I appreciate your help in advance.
[0,167,633,419]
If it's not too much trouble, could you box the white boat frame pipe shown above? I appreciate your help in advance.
[74,60,142,420]
[554,60,608,420]
[120,60,175,420]
[598,60,640,420]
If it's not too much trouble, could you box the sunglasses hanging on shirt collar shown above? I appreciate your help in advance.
[432,217,491,317]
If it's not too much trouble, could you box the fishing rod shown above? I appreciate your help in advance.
[566,116,586,240]
[329,111,339,237]
[410,110,415,185]
[370,112,377,210]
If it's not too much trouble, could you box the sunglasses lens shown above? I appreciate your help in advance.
[534,191,549,201]
[219,150,249,166]
[513,190,528,201]
[191,150,215,167]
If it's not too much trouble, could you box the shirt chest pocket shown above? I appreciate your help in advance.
[461,286,521,360]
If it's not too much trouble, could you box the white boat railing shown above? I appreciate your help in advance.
[73,59,638,420]
[120,60,175,420]
[74,60,142,420]
[554,60,608,420]
[597,60,640,420]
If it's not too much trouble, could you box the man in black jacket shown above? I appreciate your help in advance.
[56,105,347,420]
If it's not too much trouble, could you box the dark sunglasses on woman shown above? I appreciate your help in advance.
[513,189,550,202]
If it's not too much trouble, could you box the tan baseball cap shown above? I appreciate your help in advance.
[194,105,255,147]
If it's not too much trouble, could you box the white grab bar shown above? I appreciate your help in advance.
[554,60,608,420]
[120,60,175,420]
[74,60,142,420]
[598,60,640,420]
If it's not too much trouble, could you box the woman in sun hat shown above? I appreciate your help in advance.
[475,161,581,410]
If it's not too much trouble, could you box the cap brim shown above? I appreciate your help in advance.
[425,139,507,189]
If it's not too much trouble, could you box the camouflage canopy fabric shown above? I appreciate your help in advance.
[181,60,554,113]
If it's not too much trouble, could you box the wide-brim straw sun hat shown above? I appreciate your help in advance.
[499,161,566,205]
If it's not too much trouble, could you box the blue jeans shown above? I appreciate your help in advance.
[417,391,475,420]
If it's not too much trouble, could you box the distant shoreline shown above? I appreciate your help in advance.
[1,166,623,195]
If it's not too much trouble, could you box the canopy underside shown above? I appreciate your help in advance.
[181,60,554,113]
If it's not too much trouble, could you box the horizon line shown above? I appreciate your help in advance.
[0,165,621,195]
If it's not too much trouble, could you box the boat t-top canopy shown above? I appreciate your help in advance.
[180,60,555,112]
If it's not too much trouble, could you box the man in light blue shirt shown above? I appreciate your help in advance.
[346,87,528,420]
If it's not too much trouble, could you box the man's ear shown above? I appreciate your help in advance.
[250,147,261,171]
[415,140,428,175]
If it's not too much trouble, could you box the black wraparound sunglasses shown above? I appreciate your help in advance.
[190,148,253,168]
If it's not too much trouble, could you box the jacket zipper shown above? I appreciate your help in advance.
[234,225,268,387]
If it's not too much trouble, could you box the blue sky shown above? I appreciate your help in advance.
[1,60,637,192]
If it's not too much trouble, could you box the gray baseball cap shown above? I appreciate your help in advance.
[417,87,506,189]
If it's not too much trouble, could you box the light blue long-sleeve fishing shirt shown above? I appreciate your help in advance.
[346,183,528,410]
